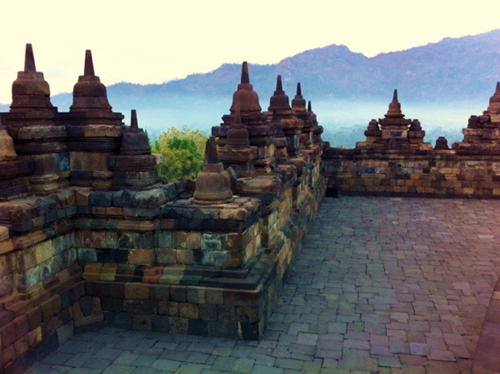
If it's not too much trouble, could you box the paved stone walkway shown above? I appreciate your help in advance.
[29,197,500,374]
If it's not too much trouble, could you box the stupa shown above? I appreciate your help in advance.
[193,137,233,205]
[3,44,68,192]
[455,82,500,154]
[70,49,112,123]
[435,136,450,150]
[66,50,124,187]
[267,75,296,160]
[10,43,56,119]
[287,83,306,155]
[0,117,35,199]
[108,110,158,187]
[357,90,432,151]
[218,109,256,177]
[214,62,276,174]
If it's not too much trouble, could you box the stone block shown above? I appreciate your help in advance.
[206,289,224,305]
[158,301,169,315]
[150,284,170,301]
[208,321,239,339]
[129,249,154,265]
[169,316,188,334]
[155,248,176,265]
[199,304,217,321]
[187,286,206,304]
[177,249,194,265]
[125,283,150,300]
[0,240,13,256]
[236,307,259,323]
[132,314,152,331]
[201,233,222,251]
[34,240,53,265]
[26,306,42,330]
[167,302,179,316]
[85,281,110,297]
[157,232,173,248]
[224,290,260,307]
[28,326,42,347]
[170,286,187,302]
[124,300,157,315]
[41,295,62,322]
[152,315,169,333]
[224,233,242,251]
[13,315,30,340]
[101,297,123,312]
[108,282,125,299]
[118,232,154,249]
[188,319,208,336]
[173,231,187,249]
[186,232,201,250]
[218,305,236,322]
[1,321,17,349]
[78,248,97,263]
[179,303,198,319]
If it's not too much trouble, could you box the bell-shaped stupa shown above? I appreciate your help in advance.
[120,110,151,155]
[10,44,56,115]
[218,108,256,178]
[70,50,112,114]
[193,137,233,205]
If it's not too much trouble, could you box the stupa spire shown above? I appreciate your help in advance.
[308,101,312,112]
[385,89,404,118]
[241,61,250,84]
[292,82,306,109]
[276,75,283,92]
[84,50,95,76]
[269,75,291,112]
[24,44,36,72]
[131,109,138,129]
[230,62,262,115]
[205,136,218,164]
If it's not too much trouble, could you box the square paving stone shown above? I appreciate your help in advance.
[152,359,181,371]
[103,365,135,374]
[250,365,283,374]
[41,352,73,365]
[64,353,93,368]
[297,333,318,346]
[82,358,113,370]
[231,358,255,373]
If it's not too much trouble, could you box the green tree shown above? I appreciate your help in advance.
[153,127,208,182]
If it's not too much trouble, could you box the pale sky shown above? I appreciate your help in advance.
[0,0,499,104]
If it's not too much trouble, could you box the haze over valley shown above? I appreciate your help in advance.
[4,29,500,148]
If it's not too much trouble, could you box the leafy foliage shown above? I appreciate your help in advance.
[152,127,208,182]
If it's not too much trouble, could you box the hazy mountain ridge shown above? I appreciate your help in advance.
[99,29,498,103]
[45,29,500,110]
[3,31,498,148]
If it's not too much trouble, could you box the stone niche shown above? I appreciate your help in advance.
[0,47,326,373]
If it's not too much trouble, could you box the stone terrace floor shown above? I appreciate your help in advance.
[29,196,500,374]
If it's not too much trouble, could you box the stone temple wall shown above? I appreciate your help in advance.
[322,150,500,198]
[0,46,326,373]
[322,86,500,199]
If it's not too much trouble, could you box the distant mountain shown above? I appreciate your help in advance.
[47,29,500,112]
